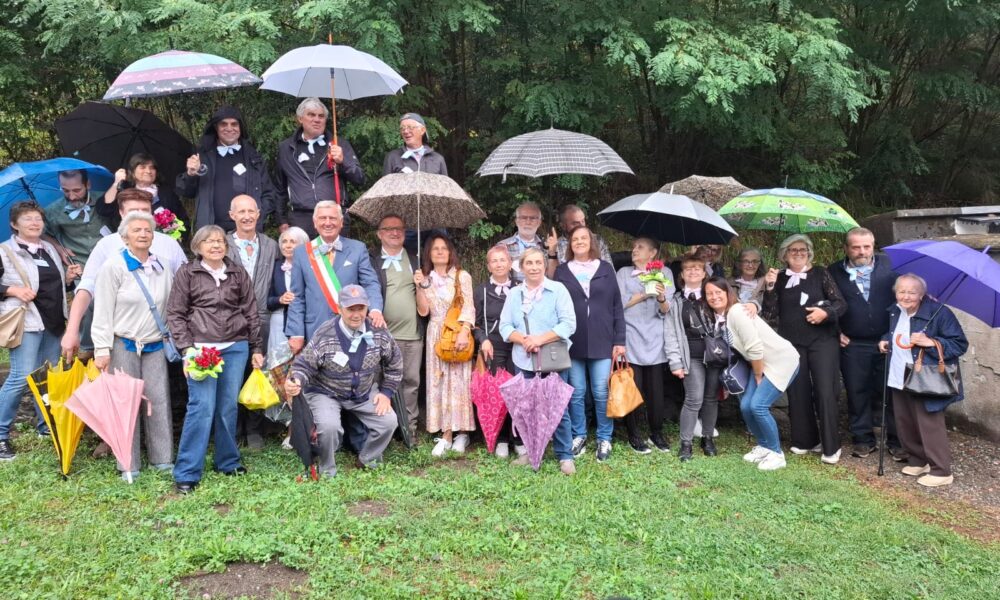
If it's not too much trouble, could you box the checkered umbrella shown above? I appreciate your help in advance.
[476,128,634,181]
[659,175,750,211]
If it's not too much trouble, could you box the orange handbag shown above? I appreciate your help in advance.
[434,270,475,363]
[607,358,644,418]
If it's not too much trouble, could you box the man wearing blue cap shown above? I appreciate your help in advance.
[382,113,448,176]
[285,284,402,477]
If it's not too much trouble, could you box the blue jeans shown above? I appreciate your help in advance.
[567,358,613,442]
[517,368,575,461]
[740,368,798,453]
[0,331,60,439]
[173,342,249,483]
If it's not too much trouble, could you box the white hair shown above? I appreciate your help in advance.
[279,226,310,246]
[296,97,328,118]
[894,273,928,297]
[118,211,156,239]
[312,201,342,217]
[777,233,815,264]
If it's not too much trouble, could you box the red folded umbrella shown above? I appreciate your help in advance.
[65,370,147,481]
[470,355,513,453]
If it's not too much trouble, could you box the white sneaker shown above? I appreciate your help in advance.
[451,434,470,454]
[514,444,527,457]
[431,437,452,457]
[821,449,842,465]
[742,446,770,463]
[281,435,293,451]
[758,451,787,471]
[789,444,822,455]
[495,442,509,458]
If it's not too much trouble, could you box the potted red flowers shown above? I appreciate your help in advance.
[637,260,672,296]
[185,346,225,381]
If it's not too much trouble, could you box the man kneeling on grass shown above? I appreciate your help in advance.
[284,285,402,477]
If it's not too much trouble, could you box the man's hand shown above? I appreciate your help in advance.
[480,340,494,362]
[6,286,35,303]
[878,340,889,353]
[285,376,302,398]
[328,145,344,165]
[65,264,82,283]
[94,355,110,371]
[373,392,391,416]
[672,368,686,380]
[278,223,290,234]
[289,337,305,354]
[804,306,828,325]
[546,227,558,255]
[840,333,851,348]
[369,310,386,329]
[61,329,80,362]
[521,334,544,353]
[186,154,202,177]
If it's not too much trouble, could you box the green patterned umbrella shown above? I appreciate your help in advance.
[718,188,859,234]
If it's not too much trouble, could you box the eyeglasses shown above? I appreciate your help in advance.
[739,259,761,265]
[516,215,541,222]
[399,125,423,132]
[786,248,809,255]
[378,227,405,233]
[202,238,226,247]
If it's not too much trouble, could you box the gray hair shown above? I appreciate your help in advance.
[279,226,310,246]
[515,201,541,217]
[777,234,814,264]
[893,273,928,297]
[845,226,875,245]
[312,200,342,217]
[519,246,547,269]
[190,224,226,257]
[633,237,660,256]
[296,97,328,118]
[117,211,156,239]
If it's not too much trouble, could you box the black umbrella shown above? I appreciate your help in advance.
[390,391,413,448]
[55,102,192,185]
[289,394,320,480]
[597,191,738,245]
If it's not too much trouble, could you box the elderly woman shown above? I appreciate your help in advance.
[415,233,475,457]
[616,237,675,453]
[267,226,310,359]
[0,202,79,461]
[553,226,625,462]
[730,248,767,305]
[762,234,847,464]
[703,277,800,470]
[499,247,577,474]
[91,212,174,481]
[166,225,264,494]
[473,244,521,458]
[878,274,968,487]
[100,153,191,241]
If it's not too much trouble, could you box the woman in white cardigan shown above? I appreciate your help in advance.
[704,277,799,471]
[92,211,174,482]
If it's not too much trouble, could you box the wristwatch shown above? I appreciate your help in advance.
[419,281,432,289]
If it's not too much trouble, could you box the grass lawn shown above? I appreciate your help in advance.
[1,427,997,599]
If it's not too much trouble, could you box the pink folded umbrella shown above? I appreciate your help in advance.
[499,371,574,471]
[65,370,147,482]
[470,357,513,453]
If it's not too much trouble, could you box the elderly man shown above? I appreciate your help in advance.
[383,113,447,176]
[274,98,365,238]
[177,106,276,232]
[369,214,423,442]
[498,201,545,284]
[828,227,905,459]
[286,202,383,354]
[545,204,613,276]
[285,285,402,477]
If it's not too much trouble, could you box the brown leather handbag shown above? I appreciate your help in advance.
[0,245,31,349]
[607,358,644,418]
[435,270,475,363]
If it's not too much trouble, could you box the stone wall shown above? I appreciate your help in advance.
[952,307,1000,442]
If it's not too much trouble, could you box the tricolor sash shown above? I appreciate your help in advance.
[307,238,342,314]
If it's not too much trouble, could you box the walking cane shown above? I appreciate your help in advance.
[877,350,890,476]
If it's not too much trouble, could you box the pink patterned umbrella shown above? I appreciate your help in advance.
[499,371,574,471]
[470,356,513,453]
[65,370,146,481]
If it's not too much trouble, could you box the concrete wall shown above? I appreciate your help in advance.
[952,307,1000,442]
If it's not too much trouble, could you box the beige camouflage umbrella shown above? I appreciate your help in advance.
[659,175,750,211]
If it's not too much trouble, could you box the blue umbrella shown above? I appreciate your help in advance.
[884,240,1000,327]
[0,158,113,238]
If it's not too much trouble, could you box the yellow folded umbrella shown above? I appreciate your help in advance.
[26,358,97,476]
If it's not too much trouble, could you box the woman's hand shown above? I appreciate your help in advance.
[521,334,544,353]
[764,268,779,290]
[671,368,686,380]
[804,306,828,325]
[612,345,626,361]
[480,340,494,362]
[251,353,265,369]
[456,327,471,351]
[909,332,935,348]
[413,270,427,288]
[94,355,110,371]
[65,264,82,283]
[742,303,758,318]
[6,286,35,303]
[114,168,128,185]
[878,340,889,353]
[754,372,764,385]
[279,291,295,305]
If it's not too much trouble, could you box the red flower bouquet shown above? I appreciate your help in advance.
[185,346,225,381]
[153,207,186,241]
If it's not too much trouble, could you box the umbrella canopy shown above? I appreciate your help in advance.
[390,391,413,449]
[55,102,192,187]
[25,359,97,476]
[348,172,486,231]
[884,240,1000,327]
[471,356,513,453]
[659,175,750,211]
[103,50,261,101]
[260,44,407,100]
[0,158,113,238]
[499,372,574,471]
[718,188,859,234]
[289,393,321,480]
[65,369,146,481]
[597,192,738,246]
[476,128,634,180]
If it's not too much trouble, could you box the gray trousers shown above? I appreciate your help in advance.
[305,389,397,477]
[679,358,721,443]
[110,337,173,472]
[396,339,424,439]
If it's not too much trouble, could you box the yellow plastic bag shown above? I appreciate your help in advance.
[238,368,280,410]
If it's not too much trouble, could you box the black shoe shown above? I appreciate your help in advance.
[648,434,671,452]
[628,437,652,455]
[701,436,717,457]
[222,466,248,476]
[175,481,198,494]
[851,443,876,458]
[679,441,693,462]
[0,439,14,461]
[888,447,909,462]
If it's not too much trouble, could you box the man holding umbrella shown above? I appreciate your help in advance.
[274,98,365,238]
[177,106,276,232]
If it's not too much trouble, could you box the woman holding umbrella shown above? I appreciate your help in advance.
[878,274,968,487]
[100,153,191,243]
[761,234,847,464]
[91,210,174,481]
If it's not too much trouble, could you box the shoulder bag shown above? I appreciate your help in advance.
[129,269,182,363]
[524,311,571,373]
[607,358,643,417]
[903,338,960,398]
[0,245,30,349]
[435,270,475,363]
[696,307,731,369]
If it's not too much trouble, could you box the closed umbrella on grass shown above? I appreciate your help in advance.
[25,358,98,477]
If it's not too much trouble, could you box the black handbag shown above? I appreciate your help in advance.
[720,354,751,395]
[695,308,730,368]
[903,338,960,398]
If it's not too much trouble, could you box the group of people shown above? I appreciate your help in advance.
[0,98,969,491]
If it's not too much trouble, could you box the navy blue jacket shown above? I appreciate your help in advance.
[267,258,290,312]
[882,298,968,412]
[828,254,898,342]
[554,261,626,360]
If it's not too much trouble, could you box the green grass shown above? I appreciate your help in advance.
[1,428,997,599]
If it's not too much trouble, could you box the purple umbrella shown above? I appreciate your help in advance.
[884,240,1000,327]
[499,372,573,471]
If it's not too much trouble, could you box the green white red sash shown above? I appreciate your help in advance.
[307,238,341,314]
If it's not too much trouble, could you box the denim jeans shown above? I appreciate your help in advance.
[567,358,613,442]
[173,342,249,483]
[0,331,60,439]
[516,368,574,461]
[740,368,798,453]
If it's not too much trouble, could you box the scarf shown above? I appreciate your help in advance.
[64,202,92,223]
[683,287,702,301]
[381,249,404,272]
[280,260,293,273]
[316,237,343,256]
[339,318,373,353]
[845,260,874,301]
[201,260,228,287]
[303,134,326,155]
[400,146,426,161]
[490,276,511,297]
[217,143,241,157]
[785,269,808,289]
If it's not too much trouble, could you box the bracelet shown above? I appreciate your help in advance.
[418,281,432,289]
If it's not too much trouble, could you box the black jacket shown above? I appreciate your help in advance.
[273,127,365,225]
[553,261,626,359]
[828,254,898,342]
[382,146,448,176]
